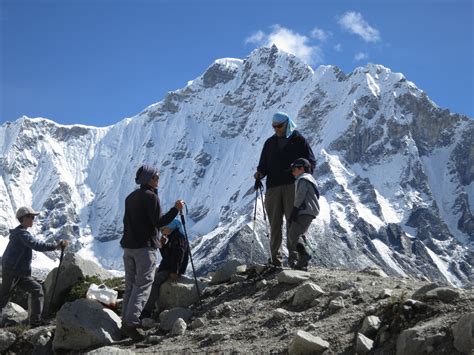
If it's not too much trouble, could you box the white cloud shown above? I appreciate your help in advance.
[334,43,343,52]
[354,52,369,61]
[245,30,265,44]
[310,27,329,42]
[245,25,324,65]
[338,11,380,43]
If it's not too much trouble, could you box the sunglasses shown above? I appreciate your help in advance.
[26,214,36,220]
[272,123,285,129]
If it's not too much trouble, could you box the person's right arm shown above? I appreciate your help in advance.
[20,231,66,252]
[255,141,268,179]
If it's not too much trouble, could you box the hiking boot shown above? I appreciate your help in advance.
[268,257,282,267]
[121,324,145,341]
[295,253,312,271]
[139,309,152,320]
[29,319,52,327]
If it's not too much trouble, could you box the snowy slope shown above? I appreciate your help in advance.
[0,46,472,286]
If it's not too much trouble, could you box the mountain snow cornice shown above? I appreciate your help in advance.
[1,46,472,286]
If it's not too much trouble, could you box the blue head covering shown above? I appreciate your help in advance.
[135,165,159,185]
[163,218,184,235]
[272,112,297,138]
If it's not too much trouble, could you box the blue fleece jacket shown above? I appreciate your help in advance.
[2,225,57,276]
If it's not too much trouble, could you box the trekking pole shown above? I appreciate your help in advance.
[49,243,65,315]
[250,187,259,264]
[179,207,202,306]
[257,182,273,264]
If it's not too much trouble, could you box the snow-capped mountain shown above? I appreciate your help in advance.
[1,46,472,286]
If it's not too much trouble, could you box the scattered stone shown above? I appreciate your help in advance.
[158,276,205,310]
[236,265,247,274]
[190,317,205,329]
[141,317,157,329]
[211,259,241,284]
[423,287,462,303]
[209,333,225,342]
[353,287,364,296]
[356,332,374,354]
[379,289,393,299]
[452,313,473,354]
[230,274,246,283]
[328,297,345,311]
[1,302,27,325]
[256,279,268,290]
[159,307,192,331]
[404,299,428,312]
[360,315,381,336]
[292,282,325,306]
[0,330,16,352]
[273,308,293,320]
[146,335,162,345]
[362,267,388,278]
[171,318,187,336]
[288,330,329,354]
[411,283,441,301]
[53,299,122,351]
[277,270,310,285]
[85,346,135,354]
[207,309,219,318]
[221,304,233,316]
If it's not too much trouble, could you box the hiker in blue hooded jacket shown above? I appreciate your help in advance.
[141,218,189,318]
[0,206,68,327]
[254,112,316,266]
[120,165,184,341]
[288,158,320,270]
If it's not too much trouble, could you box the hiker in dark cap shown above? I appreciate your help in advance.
[0,206,68,327]
[288,158,320,270]
[141,218,189,318]
[254,112,315,267]
[120,165,184,341]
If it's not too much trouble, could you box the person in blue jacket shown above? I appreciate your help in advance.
[0,206,68,327]
[141,219,189,318]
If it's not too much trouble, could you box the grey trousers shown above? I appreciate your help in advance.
[122,247,157,326]
[143,270,171,314]
[265,184,295,261]
[0,269,43,324]
[287,214,314,263]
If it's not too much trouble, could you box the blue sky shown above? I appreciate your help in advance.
[1,0,473,126]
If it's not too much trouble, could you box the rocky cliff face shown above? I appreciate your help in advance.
[0,46,472,286]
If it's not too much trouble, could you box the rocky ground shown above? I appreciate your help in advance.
[0,255,472,354]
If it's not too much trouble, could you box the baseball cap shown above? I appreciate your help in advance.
[16,206,40,219]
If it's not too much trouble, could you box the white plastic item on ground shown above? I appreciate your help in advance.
[86,284,118,306]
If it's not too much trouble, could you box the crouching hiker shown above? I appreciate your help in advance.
[141,218,189,319]
[120,165,184,341]
[0,207,68,327]
[288,158,320,270]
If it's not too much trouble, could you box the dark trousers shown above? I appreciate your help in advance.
[0,268,44,323]
[143,270,171,314]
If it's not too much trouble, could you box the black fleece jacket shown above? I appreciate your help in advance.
[257,130,316,188]
[120,185,178,249]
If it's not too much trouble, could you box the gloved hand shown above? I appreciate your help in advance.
[254,178,263,190]
[290,207,299,223]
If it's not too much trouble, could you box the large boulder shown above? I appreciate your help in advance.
[53,299,122,351]
[452,313,474,354]
[396,318,447,355]
[288,330,330,354]
[43,253,114,314]
[210,260,242,284]
[158,276,205,310]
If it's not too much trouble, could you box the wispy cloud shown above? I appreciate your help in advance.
[354,52,369,61]
[338,12,380,43]
[310,27,329,42]
[246,25,323,65]
[334,43,343,52]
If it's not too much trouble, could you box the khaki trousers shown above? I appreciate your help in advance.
[265,184,295,262]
